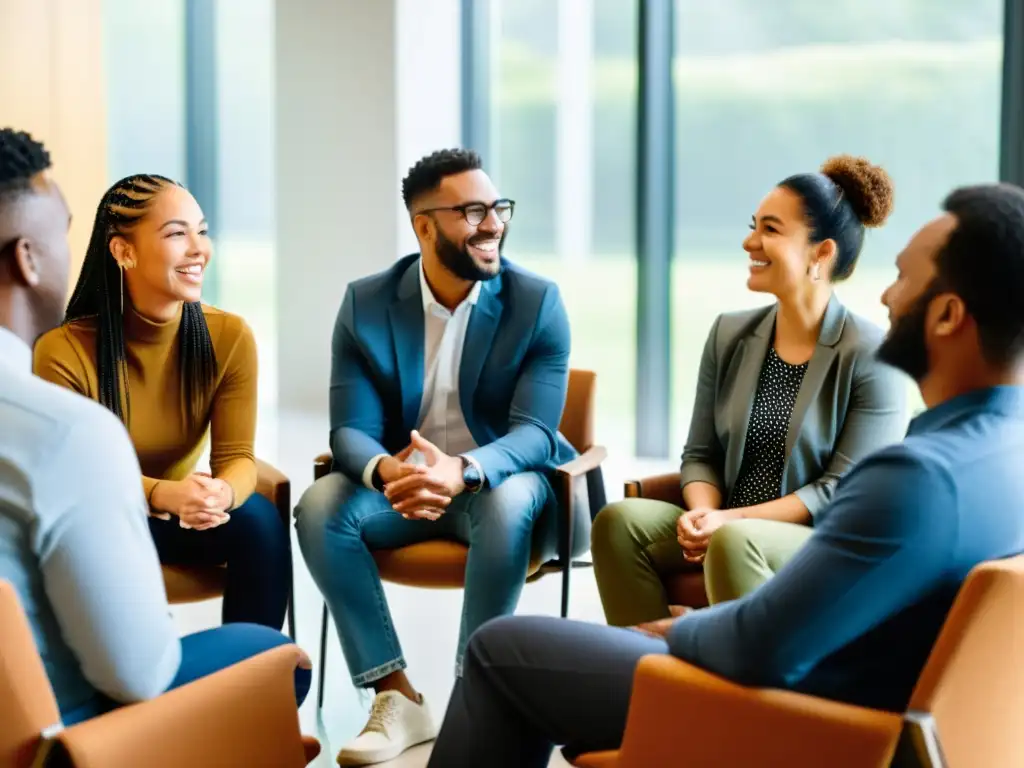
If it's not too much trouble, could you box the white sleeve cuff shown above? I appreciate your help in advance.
[362,454,389,490]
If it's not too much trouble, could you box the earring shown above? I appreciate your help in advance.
[119,264,124,314]
[811,263,821,282]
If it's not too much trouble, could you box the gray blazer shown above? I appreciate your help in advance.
[680,295,908,518]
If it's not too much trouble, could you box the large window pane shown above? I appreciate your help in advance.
[212,0,277,406]
[670,0,1003,452]
[491,0,639,453]
[103,0,186,183]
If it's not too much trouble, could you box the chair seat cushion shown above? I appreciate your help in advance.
[373,541,543,588]
[162,564,226,604]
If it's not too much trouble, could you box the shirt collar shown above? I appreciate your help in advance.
[0,325,31,372]
[418,258,481,314]
[908,385,1024,436]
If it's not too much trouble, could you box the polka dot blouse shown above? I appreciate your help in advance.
[729,346,808,509]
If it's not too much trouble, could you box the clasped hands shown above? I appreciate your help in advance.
[150,472,234,531]
[378,430,466,521]
[676,506,738,564]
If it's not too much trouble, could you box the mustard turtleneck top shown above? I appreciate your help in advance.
[32,304,259,508]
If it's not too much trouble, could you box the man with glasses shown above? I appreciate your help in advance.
[296,148,584,766]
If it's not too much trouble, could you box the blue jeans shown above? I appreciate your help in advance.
[295,471,558,686]
[63,623,311,725]
[149,492,291,629]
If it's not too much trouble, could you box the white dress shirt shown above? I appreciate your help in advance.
[361,259,483,488]
[0,326,181,717]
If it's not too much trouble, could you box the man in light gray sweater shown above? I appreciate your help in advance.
[0,127,309,723]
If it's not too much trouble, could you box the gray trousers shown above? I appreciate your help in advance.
[427,615,668,767]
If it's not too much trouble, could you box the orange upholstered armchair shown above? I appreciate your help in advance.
[160,458,297,639]
[0,580,319,768]
[570,555,1024,767]
[310,368,608,708]
[623,472,709,609]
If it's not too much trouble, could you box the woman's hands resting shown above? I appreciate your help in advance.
[150,473,234,531]
[677,507,740,563]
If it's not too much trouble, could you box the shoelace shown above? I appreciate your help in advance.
[362,695,401,736]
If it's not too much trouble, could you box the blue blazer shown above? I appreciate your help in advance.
[329,253,577,488]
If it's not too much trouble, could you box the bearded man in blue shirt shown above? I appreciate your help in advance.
[427,182,1024,767]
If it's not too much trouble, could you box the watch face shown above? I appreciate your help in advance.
[463,463,482,488]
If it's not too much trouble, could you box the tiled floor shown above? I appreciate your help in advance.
[173,408,677,767]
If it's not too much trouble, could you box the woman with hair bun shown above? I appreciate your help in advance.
[593,155,909,624]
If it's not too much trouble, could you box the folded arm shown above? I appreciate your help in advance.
[668,449,957,689]
[464,285,571,488]
[793,354,908,519]
[329,287,391,484]
[38,410,181,705]
[680,316,726,501]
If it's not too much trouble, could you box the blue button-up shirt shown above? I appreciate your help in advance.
[0,326,180,720]
[670,386,1024,711]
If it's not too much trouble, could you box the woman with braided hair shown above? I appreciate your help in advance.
[34,174,291,630]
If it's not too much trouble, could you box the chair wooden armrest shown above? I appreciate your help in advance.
[613,655,902,768]
[556,445,608,479]
[624,472,683,506]
[313,452,333,482]
[553,445,607,531]
[255,458,291,524]
[55,646,313,768]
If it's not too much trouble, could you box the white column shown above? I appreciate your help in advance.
[275,0,461,414]
[556,0,594,265]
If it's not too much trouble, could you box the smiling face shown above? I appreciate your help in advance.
[110,184,211,308]
[413,168,505,282]
[743,185,835,298]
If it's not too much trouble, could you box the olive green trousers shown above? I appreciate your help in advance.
[591,499,814,626]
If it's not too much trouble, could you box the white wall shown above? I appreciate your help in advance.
[275,0,461,413]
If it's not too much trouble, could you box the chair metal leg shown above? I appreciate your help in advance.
[559,493,574,619]
[560,556,571,618]
[287,581,297,640]
[317,602,328,710]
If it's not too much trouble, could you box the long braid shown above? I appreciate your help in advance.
[180,301,217,421]
[64,174,218,425]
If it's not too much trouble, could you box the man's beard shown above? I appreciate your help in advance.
[435,228,505,282]
[877,289,934,382]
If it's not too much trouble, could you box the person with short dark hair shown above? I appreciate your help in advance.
[296,148,587,765]
[593,155,908,625]
[426,182,1024,768]
[0,127,310,725]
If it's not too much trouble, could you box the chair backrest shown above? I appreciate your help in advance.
[906,555,1024,768]
[559,369,596,453]
[0,580,61,768]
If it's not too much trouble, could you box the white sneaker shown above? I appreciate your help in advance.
[336,690,437,766]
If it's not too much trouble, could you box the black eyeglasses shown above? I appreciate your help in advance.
[415,199,515,226]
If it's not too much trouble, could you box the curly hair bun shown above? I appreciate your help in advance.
[821,154,894,228]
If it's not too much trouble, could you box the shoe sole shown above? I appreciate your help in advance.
[336,731,437,766]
